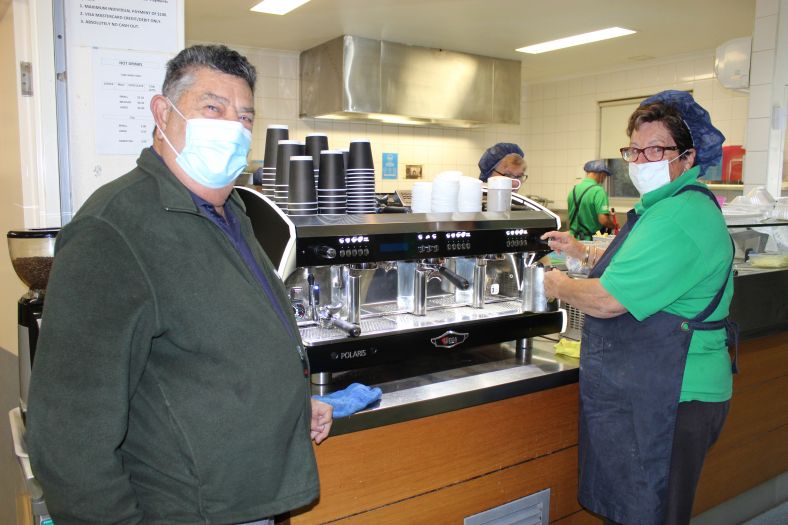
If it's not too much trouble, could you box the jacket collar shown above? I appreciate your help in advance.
[137,147,248,214]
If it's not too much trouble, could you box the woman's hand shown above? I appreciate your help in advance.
[310,398,333,444]
[544,267,570,301]
[541,231,584,260]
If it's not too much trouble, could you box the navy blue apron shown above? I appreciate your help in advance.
[577,185,736,525]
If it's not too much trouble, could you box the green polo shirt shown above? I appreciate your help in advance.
[599,166,733,402]
[568,177,610,240]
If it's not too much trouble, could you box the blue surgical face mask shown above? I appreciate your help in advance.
[159,98,252,189]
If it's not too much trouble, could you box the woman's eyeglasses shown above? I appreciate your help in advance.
[620,146,679,162]
[493,169,528,181]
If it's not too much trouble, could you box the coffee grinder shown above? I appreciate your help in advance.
[7,229,58,418]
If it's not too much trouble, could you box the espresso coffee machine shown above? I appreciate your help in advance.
[237,187,566,384]
[7,229,58,416]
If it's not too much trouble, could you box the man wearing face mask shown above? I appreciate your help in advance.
[27,45,332,524]
[478,142,527,191]
[540,91,735,525]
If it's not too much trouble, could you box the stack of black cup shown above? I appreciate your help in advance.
[274,140,305,213]
[317,150,347,215]
[346,139,376,214]
[261,125,289,198]
[288,156,318,216]
[305,133,329,190]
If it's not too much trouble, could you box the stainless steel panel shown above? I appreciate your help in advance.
[299,297,527,345]
[299,35,521,127]
[380,41,493,122]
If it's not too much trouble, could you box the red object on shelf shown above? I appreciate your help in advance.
[610,208,620,234]
[722,145,745,183]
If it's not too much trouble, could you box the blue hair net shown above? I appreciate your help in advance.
[640,90,725,178]
[583,159,611,176]
[478,143,524,182]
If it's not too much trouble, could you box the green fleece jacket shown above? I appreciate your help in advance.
[27,148,319,524]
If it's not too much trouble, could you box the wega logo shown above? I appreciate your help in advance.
[430,330,469,349]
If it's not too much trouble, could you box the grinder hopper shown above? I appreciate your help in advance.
[7,229,58,415]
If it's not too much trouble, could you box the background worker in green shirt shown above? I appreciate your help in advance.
[541,90,734,525]
[567,159,616,240]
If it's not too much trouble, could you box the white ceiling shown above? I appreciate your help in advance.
[185,0,756,83]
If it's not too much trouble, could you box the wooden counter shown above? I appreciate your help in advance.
[283,332,788,524]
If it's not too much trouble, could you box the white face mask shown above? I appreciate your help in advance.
[627,154,684,195]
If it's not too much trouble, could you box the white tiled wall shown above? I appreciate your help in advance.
[524,54,750,206]
[219,42,750,208]
[743,0,788,197]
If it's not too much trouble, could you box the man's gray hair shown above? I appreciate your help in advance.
[162,44,257,102]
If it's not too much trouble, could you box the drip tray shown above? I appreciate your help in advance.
[300,298,527,345]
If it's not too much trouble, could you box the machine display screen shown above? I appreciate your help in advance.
[379,241,410,253]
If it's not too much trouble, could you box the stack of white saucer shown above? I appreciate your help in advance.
[410,181,433,213]
[458,176,482,212]
[431,171,462,212]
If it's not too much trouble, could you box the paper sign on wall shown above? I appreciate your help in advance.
[93,49,168,155]
[73,0,178,52]
[382,152,398,180]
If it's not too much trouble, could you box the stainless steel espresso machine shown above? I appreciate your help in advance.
[237,188,567,384]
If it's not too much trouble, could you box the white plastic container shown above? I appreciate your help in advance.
[486,176,512,212]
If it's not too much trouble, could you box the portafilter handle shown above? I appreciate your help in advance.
[437,265,470,290]
[329,316,361,337]
[317,305,361,337]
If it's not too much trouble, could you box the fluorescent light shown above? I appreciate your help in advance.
[250,0,310,16]
[516,27,636,54]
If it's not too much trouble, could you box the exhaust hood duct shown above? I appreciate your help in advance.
[299,35,521,127]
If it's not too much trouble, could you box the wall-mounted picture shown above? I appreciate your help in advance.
[406,164,423,179]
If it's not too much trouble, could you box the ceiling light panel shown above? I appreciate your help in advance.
[517,27,636,54]
[250,0,311,16]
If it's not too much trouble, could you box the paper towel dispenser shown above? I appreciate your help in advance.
[715,37,751,90]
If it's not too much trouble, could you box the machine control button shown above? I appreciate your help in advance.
[312,245,337,259]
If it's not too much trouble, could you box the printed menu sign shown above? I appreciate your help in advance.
[73,0,178,52]
[93,50,167,155]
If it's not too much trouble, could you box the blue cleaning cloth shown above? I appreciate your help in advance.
[313,383,382,418]
[640,90,725,178]
[583,159,611,176]
[478,143,524,182]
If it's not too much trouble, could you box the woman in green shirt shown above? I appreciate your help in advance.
[542,91,735,525]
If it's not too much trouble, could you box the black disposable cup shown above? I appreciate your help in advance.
[348,139,373,170]
[263,125,289,168]
[318,150,346,190]
[305,134,329,170]
[318,194,347,202]
[342,150,350,173]
[288,156,317,204]
[319,208,347,215]
[275,141,305,187]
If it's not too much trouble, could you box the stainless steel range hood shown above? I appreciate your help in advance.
[299,35,521,128]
